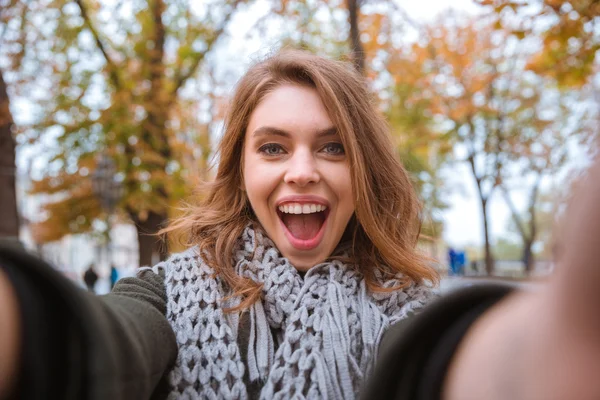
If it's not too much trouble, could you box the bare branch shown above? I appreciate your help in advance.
[148,0,166,93]
[390,1,423,32]
[74,0,123,90]
[346,0,365,74]
[527,174,543,238]
[171,0,243,97]
[500,184,528,240]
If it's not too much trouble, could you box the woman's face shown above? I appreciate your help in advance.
[243,84,354,271]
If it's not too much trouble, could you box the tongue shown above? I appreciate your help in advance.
[282,213,323,240]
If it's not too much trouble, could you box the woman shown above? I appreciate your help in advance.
[150,50,439,398]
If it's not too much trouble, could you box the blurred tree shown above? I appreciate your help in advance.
[493,237,523,261]
[499,86,593,272]
[384,53,452,240]
[10,0,248,266]
[389,12,590,274]
[0,68,19,240]
[389,15,508,275]
[258,0,348,59]
[503,190,560,265]
[264,0,400,77]
[0,1,22,241]
[481,0,599,87]
[481,0,600,269]
[346,0,364,73]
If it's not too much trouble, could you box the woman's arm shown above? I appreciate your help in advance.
[86,271,178,400]
[0,243,177,400]
[363,283,514,400]
[444,154,600,400]
[443,287,600,400]
[0,267,21,399]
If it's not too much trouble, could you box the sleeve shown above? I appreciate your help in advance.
[361,283,514,400]
[0,241,177,400]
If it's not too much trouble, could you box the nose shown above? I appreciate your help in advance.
[283,148,320,187]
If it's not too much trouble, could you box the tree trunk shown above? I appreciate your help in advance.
[480,197,495,275]
[523,238,534,274]
[0,68,19,240]
[132,211,168,267]
[129,0,169,268]
[523,180,540,275]
[346,0,365,75]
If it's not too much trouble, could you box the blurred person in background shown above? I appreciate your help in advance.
[109,265,118,290]
[82,263,98,293]
[1,50,600,400]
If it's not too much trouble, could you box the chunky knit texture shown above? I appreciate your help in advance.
[151,226,435,399]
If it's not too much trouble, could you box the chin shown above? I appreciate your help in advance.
[281,248,329,272]
[288,258,316,271]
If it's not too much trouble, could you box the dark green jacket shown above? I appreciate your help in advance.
[1,242,512,400]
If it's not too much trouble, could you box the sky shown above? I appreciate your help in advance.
[398,0,481,21]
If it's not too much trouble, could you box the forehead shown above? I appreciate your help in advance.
[245,84,334,138]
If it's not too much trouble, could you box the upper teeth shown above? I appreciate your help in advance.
[278,203,327,214]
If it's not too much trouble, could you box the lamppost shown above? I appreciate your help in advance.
[91,154,124,281]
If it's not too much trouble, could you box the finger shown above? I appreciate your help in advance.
[553,150,600,325]
[0,266,22,398]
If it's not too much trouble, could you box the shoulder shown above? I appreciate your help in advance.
[139,247,206,277]
[111,247,206,313]
[399,281,439,316]
[373,278,439,322]
[366,284,514,399]
[404,280,438,303]
[139,247,219,292]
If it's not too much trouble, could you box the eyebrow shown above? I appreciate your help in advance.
[251,126,338,138]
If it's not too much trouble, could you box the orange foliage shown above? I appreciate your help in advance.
[482,0,599,87]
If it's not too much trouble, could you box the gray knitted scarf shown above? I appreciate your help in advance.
[156,226,433,399]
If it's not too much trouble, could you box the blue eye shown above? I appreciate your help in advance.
[259,143,285,156]
[322,142,345,156]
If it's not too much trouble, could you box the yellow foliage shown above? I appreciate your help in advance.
[30,178,101,243]
[483,0,599,87]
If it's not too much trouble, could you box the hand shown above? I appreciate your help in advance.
[444,154,600,400]
[0,266,21,399]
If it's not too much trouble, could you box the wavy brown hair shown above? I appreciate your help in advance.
[163,50,438,310]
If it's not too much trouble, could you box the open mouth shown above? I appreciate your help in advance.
[277,203,329,250]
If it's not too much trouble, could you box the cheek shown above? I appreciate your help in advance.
[328,164,353,200]
[335,167,355,219]
[243,155,281,212]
